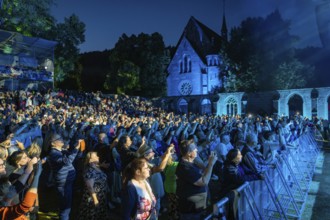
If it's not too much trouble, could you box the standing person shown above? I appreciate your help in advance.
[241,133,275,175]
[214,132,233,164]
[48,133,82,220]
[7,150,31,183]
[122,158,157,220]
[0,160,42,220]
[116,135,137,172]
[221,148,263,220]
[222,148,262,195]
[176,139,217,220]
[321,118,329,140]
[0,155,36,207]
[136,143,174,216]
[163,151,179,220]
[78,152,110,220]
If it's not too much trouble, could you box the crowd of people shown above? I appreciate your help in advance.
[0,89,326,220]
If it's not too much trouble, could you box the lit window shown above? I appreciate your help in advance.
[226,97,238,116]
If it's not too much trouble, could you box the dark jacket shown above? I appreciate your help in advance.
[48,148,78,187]
[117,146,136,171]
[221,160,260,195]
[121,181,138,220]
[241,145,269,174]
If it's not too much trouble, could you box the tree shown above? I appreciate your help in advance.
[0,0,56,37]
[104,32,169,97]
[274,58,314,89]
[0,1,86,87]
[115,60,140,94]
[54,14,85,83]
[218,48,257,93]
[227,10,311,91]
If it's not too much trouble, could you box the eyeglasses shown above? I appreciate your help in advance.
[0,163,6,168]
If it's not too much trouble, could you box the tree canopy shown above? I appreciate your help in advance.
[0,0,86,87]
[103,32,170,97]
[227,10,314,91]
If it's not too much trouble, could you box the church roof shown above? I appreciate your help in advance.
[175,16,224,63]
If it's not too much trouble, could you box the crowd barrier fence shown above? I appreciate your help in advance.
[205,130,321,220]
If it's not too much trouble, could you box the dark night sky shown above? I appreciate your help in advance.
[51,0,323,52]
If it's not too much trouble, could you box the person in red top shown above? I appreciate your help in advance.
[0,159,42,220]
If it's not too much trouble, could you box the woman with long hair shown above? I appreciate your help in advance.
[78,151,110,220]
[122,158,157,220]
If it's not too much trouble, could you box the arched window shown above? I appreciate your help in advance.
[215,58,219,66]
[226,97,237,116]
[182,55,191,73]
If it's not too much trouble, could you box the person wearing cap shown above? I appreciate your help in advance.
[48,133,83,220]
[175,139,217,220]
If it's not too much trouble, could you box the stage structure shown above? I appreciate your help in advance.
[0,29,57,91]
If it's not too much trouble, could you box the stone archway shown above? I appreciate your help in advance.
[200,98,211,115]
[178,98,188,115]
[278,89,312,118]
[288,94,303,117]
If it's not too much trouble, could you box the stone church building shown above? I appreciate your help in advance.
[165,16,330,120]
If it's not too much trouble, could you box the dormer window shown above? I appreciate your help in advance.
[207,56,219,66]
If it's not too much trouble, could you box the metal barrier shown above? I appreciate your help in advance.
[204,197,229,220]
[207,131,320,220]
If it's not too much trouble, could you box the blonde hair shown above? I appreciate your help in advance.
[0,147,8,160]
[27,137,43,158]
[84,151,98,167]
[167,153,174,165]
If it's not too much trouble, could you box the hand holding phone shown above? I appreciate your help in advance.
[209,151,218,166]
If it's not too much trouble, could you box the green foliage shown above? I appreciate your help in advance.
[227,10,311,91]
[218,48,258,93]
[0,1,86,87]
[116,60,140,94]
[0,0,56,37]
[57,59,83,90]
[274,58,314,90]
[104,32,169,97]
[54,14,85,83]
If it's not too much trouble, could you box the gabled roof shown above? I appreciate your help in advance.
[0,29,57,59]
[174,16,224,63]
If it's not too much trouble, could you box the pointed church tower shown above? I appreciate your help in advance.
[221,0,228,41]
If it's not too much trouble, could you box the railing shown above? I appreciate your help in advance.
[206,130,320,220]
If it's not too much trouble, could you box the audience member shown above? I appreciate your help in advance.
[78,151,110,220]
[176,139,217,220]
[122,158,157,220]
